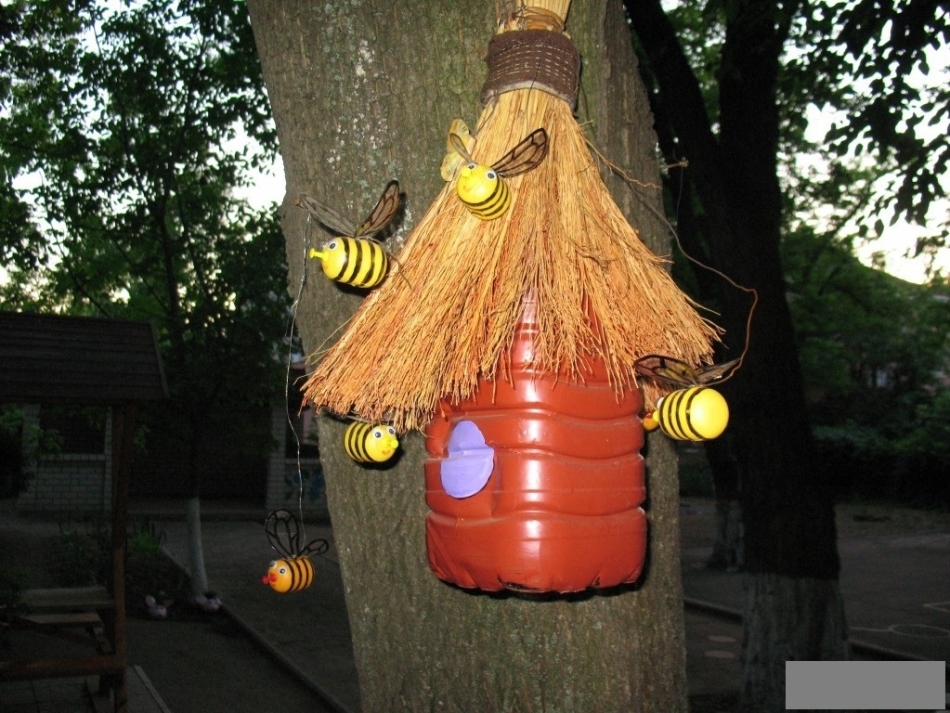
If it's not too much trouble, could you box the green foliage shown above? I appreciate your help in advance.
[632,1,950,504]
[1,0,289,492]
[124,520,189,603]
[894,389,950,504]
[0,405,68,496]
[786,223,950,501]
[807,1,949,229]
[51,518,189,603]
[53,520,109,587]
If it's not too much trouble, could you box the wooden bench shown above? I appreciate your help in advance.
[0,585,122,704]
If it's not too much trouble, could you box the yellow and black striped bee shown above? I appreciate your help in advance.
[344,421,400,464]
[296,180,400,289]
[448,126,548,220]
[634,354,739,442]
[261,509,329,594]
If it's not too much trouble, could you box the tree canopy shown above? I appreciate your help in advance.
[0,0,288,495]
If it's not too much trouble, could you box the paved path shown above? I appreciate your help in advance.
[148,499,948,712]
[680,501,950,664]
[4,497,947,712]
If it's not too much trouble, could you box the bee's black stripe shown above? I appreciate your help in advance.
[327,243,348,282]
[464,180,510,219]
[288,557,314,592]
[660,387,705,441]
[355,241,383,288]
[337,239,359,285]
[353,239,374,287]
[345,423,372,462]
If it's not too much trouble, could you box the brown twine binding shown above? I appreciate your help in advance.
[480,29,580,109]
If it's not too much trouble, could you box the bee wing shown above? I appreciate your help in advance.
[442,119,475,180]
[296,193,357,237]
[354,180,400,238]
[634,354,699,388]
[299,538,330,559]
[264,509,301,559]
[694,358,741,385]
[492,128,549,178]
[448,130,474,162]
[442,135,473,180]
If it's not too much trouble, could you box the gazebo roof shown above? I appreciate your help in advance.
[0,311,168,404]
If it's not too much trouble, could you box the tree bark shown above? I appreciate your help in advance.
[626,1,850,711]
[248,1,688,710]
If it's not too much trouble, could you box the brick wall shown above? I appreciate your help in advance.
[17,405,113,515]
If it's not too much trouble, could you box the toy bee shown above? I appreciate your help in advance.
[447,125,548,220]
[344,421,400,464]
[261,509,329,594]
[297,180,400,289]
[634,354,739,442]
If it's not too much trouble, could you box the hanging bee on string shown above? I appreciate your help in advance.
[444,120,549,220]
[261,509,329,594]
[634,354,739,442]
[296,180,401,289]
[344,421,400,464]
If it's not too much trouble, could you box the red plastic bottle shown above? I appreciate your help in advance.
[424,299,647,593]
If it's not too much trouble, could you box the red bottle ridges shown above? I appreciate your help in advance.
[424,300,647,593]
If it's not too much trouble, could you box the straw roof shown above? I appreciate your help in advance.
[302,76,720,432]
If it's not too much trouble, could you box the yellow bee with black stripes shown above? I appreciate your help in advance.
[296,180,400,289]
[635,354,739,442]
[447,125,548,220]
[261,509,329,594]
[344,421,400,464]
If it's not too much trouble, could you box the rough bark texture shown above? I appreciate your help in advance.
[248,1,687,710]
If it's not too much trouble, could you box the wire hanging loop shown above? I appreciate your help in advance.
[480,15,580,109]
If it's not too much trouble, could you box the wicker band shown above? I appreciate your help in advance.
[480,29,580,109]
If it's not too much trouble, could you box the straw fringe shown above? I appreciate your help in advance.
[303,87,719,432]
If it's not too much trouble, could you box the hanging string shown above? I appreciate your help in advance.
[665,161,757,380]
[283,212,316,541]
[591,145,758,380]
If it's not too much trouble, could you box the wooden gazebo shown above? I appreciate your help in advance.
[0,312,168,713]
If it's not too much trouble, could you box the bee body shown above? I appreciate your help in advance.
[344,422,400,464]
[655,386,729,442]
[297,181,400,289]
[634,354,737,442]
[310,238,389,288]
[264,556,315,594]
[457,165,511,220]
[445,126,548,221]
[261,510,328,594]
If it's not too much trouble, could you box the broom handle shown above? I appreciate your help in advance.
[495,0,571,28]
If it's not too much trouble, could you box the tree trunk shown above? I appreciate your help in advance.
[248,1,688,710]
[184,495,210,598]
[626,2,850,711]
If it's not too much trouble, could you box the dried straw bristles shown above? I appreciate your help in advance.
[303,88,719,432]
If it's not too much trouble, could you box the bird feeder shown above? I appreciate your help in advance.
[301,0,721,594]
[424,296,646,592]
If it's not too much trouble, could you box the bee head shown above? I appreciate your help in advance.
[456,163,500,204]
[365,425,399,462]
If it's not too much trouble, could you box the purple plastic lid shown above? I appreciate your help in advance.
[440,420,495,499]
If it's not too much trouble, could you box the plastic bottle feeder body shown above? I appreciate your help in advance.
[424,308,647,594]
